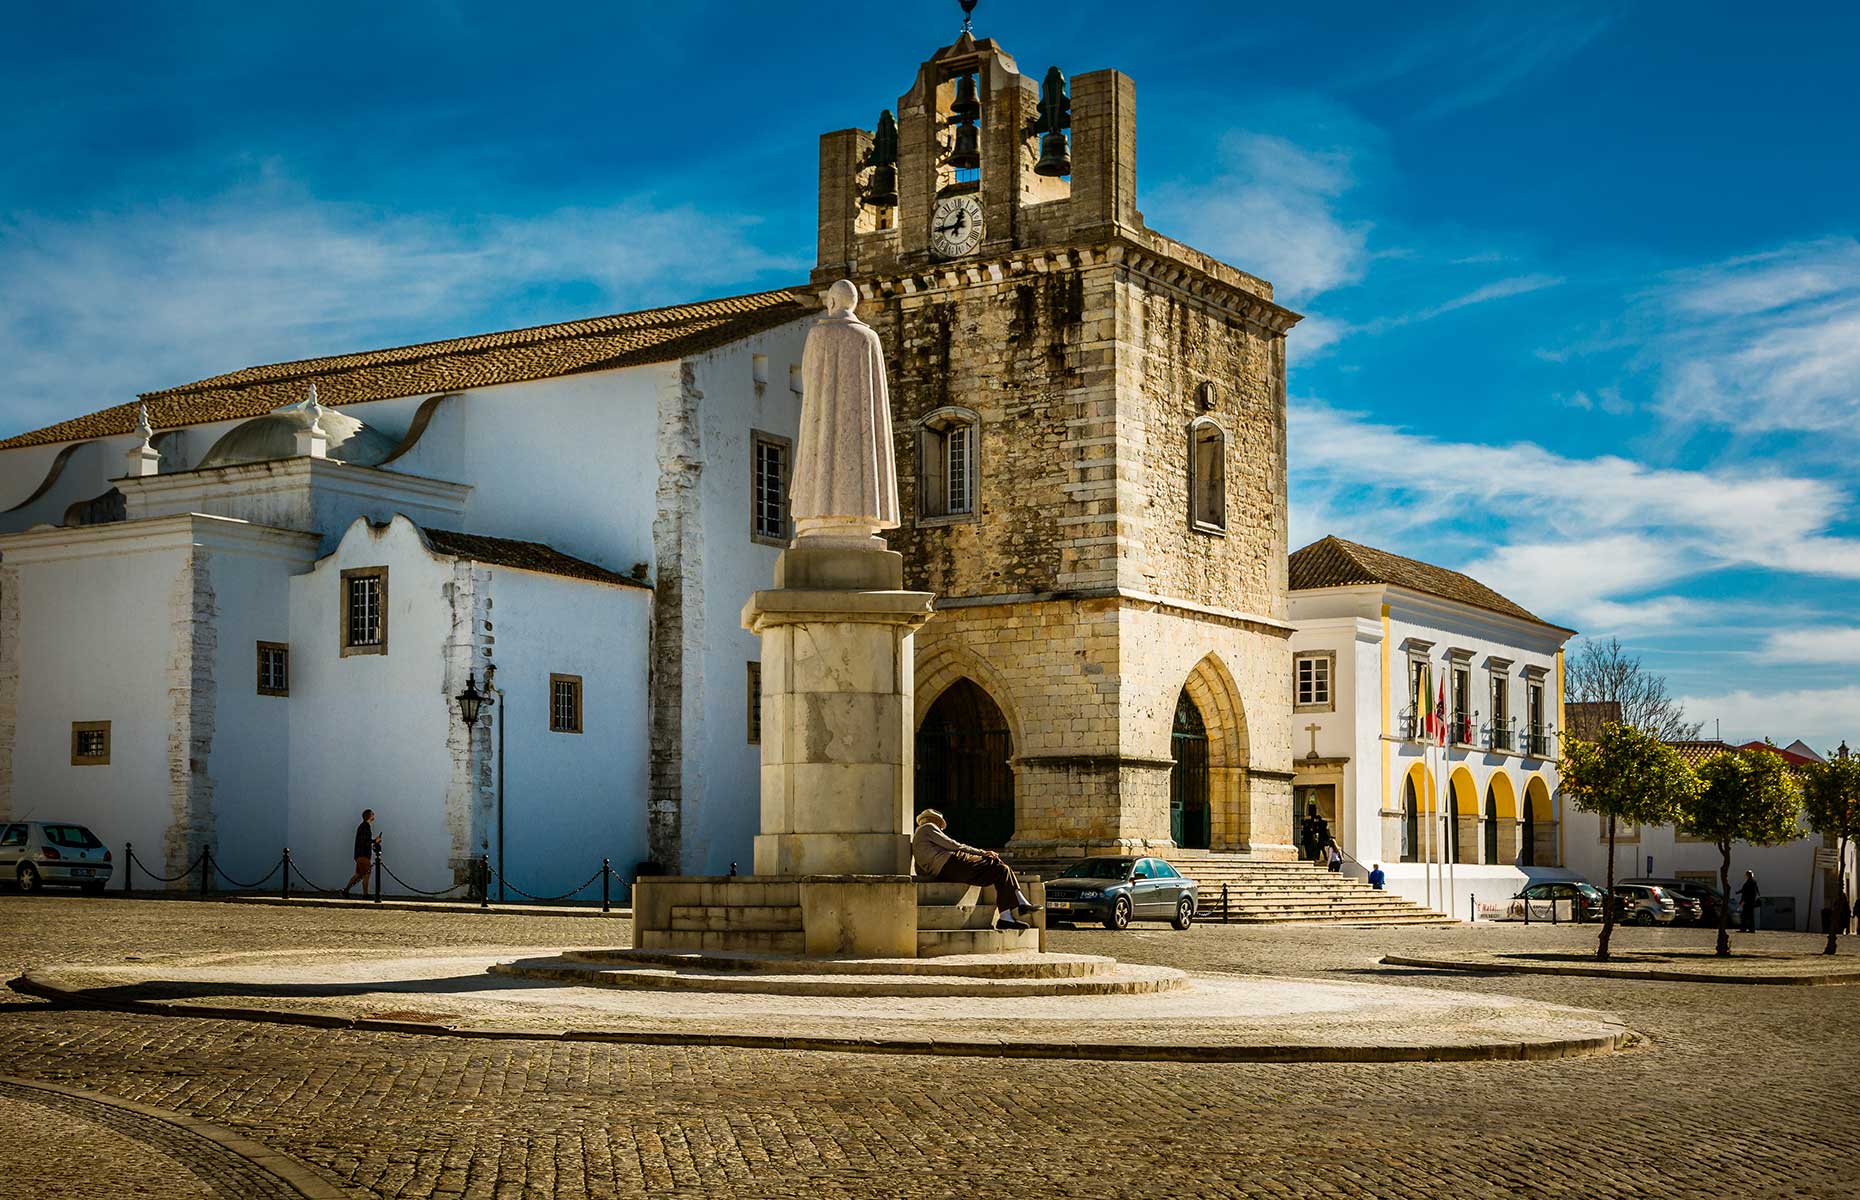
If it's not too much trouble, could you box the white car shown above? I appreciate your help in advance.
[0,821,115,893]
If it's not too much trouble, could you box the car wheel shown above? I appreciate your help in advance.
[1171,896,1194,930]
[16,863,41,893]
[1104,895,1131,931]
[1634,910,1655,926]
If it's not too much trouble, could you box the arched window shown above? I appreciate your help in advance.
[918,406,979,520]
[1187,417,1226,532]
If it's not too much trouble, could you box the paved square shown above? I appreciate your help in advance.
[3,896,1857,1198]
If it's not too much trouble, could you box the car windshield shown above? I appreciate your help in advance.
[1062,858,1134,879]
[42,824,102,849]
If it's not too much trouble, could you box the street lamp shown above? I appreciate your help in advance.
[458,671,488,729]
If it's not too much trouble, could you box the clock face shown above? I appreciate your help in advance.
[930,195,984,258]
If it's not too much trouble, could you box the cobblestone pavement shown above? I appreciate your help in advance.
[3,895,1858,1199]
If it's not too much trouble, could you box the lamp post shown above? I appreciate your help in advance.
[458,668,504,900]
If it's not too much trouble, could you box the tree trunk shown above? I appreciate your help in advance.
[1716,845,1732,958]
[1598,813,1617,961]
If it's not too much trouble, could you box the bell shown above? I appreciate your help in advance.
[1035,131,1070,177]
[949,122,981,170]
[949,73,981,125]
[865,164,898,208]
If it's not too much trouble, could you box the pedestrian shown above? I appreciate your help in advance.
[911,809,1039,930]
[342,809,379,898]
[1368,863,1386,891]
[1738,869,1760,933]
[1324,840,1343,873]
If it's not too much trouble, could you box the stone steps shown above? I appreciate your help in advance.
[1165,857,1450,925]
[917,927,1039,956]
[491,950,1178,996]
[568,949,1118,979]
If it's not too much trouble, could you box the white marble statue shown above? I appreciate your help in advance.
[790,280,899,549]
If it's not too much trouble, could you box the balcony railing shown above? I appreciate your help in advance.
[1490,718,1515,752]
[1452,712,1475,745]
[1525,724,1554,758]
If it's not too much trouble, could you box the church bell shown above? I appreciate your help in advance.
[864,109,899,207]
[947,73,982,170]
[950,123,981,170]
[1034,66,1071,177]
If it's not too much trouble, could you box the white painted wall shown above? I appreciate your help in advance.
[482,566,651,898]
[285,518,460,895]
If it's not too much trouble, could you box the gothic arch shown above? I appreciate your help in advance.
[914,641,1024,750]
[1179,653,1253,850]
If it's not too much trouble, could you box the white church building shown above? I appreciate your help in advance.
[1288,536,1579,917]
[0,291,815,895]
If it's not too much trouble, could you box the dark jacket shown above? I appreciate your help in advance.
[354,821,375,859]
[1739,877,1760,904]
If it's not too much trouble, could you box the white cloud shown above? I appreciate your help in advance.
[1674,685,1860,753]
[1651,238,1860,438]
[0,173,803,439]
[1148,133,1370,304]
[1290,399,1860,631]
[1759,628,1860,666]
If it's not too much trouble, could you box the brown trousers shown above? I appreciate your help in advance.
[935,848,1021,912]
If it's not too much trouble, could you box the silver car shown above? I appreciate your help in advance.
[1612,883,1678,926]
[0,821,115,893]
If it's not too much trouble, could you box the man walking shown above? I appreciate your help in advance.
[342,809,379,898]
[1368,863,1386,891]
[1738,869,1760,933]
[911,810,1039,930]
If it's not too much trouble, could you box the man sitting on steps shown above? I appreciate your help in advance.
[911,809,1041,931]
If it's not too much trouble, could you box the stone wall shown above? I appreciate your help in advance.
[0,568,16,820]
[164,549,217,876]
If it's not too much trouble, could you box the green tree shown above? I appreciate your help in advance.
[1685,746,1804,957]
[1560,723,1698,960]
[1801,751,1860,955]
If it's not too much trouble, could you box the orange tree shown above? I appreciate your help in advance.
[1685,746,1803,956]
[1560,723,1697,961]
[1801,751,1860,955]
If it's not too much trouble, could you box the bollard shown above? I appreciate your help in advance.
[729,861,738,878]
[281,848,292,902]
[1221,882,1229,924]
[1470,892,1476,922]
[1524,896,1530,926]
[200,845,212,898]
[602,858,611,913]
[373,850,383,904]
[124,842,134,894]
[480,854,491,909]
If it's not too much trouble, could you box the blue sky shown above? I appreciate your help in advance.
[4,1,1857,748]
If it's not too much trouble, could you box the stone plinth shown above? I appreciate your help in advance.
[743,546,934,877]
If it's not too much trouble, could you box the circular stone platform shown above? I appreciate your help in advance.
[15,944,1636,1062]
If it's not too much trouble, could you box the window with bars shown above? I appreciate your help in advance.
[746,662,762,745]
[750,431,792,545]
[340,567,388,655]
[919,408,979,520]
[1293,652,1333,711]
[549,674,583,734]
[1188,418,1227,532]
[257,642,289,696]
[70,721,110,766]
[1452,664,1472,742]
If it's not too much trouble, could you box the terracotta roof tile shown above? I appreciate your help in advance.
[0,288,812,451]
[1289,535,1572,632]
[421,528,650,590]
[1665,739,1735,768]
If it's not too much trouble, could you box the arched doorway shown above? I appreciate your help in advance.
[915,679,1014,848]
[1520,798,1536,867]
[1170,689,1211,850]
[1483,786,1499,864]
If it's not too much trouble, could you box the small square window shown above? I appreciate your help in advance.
[550,674,583,734]
[70,721,110,766]
[340,567,388,656]
[257,642,290,696]
[747,662,762,745]
[1294,652,1333,711]
[751,431,792,546]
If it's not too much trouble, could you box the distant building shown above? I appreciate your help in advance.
[1563,700,1622,742]
[1288,536,1577,917]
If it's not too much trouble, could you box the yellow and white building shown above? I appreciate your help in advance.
[1288,537,1577,917]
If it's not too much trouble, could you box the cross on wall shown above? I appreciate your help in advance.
[1305,722,1323,758]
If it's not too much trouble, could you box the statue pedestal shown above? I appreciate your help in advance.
[743,545,934,878]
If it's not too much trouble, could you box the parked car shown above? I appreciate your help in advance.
[1515,880,1608,922]
[0,821,114,893]
[1043,856,1199,931]
[1612,883,1679,926]
[1621,877,1725,927]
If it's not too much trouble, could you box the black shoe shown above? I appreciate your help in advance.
[339,889,350,899]
[997,916,1031,931]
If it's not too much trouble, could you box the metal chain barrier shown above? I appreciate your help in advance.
[125,847,205,884]
[377,858,473,898]
[209,859,283,891]
[486,862,611,904]
[283,860,346,896]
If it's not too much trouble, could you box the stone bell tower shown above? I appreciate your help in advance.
[812,20,1303,862]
